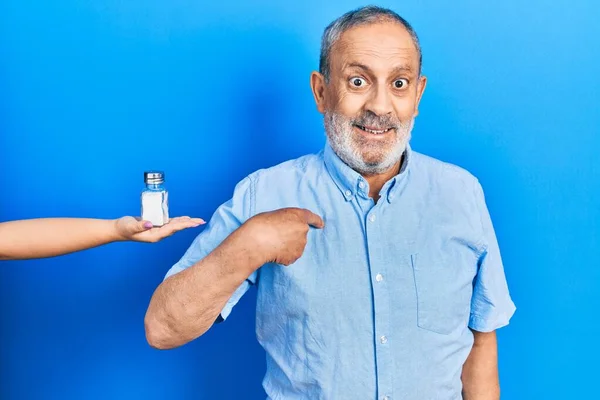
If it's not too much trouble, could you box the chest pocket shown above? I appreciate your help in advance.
[410,252,475,335]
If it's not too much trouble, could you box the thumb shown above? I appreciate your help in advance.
[136,220,154,232]
[301,209,325,229]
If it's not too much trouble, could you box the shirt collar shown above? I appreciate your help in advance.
[323,141,412,203]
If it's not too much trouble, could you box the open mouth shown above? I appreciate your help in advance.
[354,124,393,135]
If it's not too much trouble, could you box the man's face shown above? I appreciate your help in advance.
[311,21,427,175]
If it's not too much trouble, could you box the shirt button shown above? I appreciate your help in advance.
[382,396,390,400]
[380,335,388,344]
[375,273,383,282]
[358,181,365,189]
[344,190,352,197]
[369,214,376,222]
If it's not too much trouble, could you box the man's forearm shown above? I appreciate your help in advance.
[0,218,121,260]
[144,226,264,349]
[462,330,500,400]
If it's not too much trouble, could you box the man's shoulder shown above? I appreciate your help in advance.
[247,150,324,183]
[411,150,480,188]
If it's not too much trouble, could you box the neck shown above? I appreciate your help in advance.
[363,156,403,202]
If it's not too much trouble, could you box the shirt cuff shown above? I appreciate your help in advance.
[468,301,516,332]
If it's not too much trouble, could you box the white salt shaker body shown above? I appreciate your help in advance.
[141,171,169,227]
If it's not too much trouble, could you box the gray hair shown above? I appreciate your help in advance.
[319,5,422,82]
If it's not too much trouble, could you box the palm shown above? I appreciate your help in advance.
[117,216,204,243]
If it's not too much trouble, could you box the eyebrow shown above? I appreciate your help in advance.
[344,62,414,75]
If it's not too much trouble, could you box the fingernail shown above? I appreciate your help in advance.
[143,222,153,229]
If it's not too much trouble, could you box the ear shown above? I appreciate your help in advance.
[310,71,327,114]
[413,75,427,117]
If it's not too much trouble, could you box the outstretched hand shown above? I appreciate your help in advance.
[115,216,205,243]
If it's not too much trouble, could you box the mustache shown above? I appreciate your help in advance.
[351,111,402,130]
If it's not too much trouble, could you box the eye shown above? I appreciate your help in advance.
[349,77,366,87]
[394,79,409,89]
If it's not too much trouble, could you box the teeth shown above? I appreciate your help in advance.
[359,126,389,135]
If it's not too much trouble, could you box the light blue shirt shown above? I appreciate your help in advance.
[165,143,516,400]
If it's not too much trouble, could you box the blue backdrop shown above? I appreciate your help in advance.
[1,1,598,399]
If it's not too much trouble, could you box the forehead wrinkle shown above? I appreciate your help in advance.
[333,46,419,76]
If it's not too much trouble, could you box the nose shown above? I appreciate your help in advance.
[364,84,393,117]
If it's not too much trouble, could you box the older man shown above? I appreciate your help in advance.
[144,6,516,400]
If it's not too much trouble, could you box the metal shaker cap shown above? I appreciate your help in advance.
[144,171,165,184]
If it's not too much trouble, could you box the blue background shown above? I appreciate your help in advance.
[1,1,598,399]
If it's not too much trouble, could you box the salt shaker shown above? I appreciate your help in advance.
[141,171,169,227]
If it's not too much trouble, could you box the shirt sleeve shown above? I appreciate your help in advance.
[468,179,517,332]
[163,175,258,322]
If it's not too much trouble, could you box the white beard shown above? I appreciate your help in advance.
[324,111,414,175]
